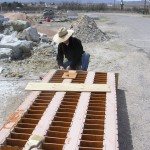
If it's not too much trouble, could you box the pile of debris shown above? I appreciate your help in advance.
[0,19,50,60]
[4,12,28,21]
[0,43,57,78]
[43,9,55,19]
[71,15,110,43]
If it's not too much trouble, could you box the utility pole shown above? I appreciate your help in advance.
[0,3,3,13]
[120,0,124,10]
[144,0,147,14]
[114,0,116,10]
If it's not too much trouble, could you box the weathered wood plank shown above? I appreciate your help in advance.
[25,83,110,92]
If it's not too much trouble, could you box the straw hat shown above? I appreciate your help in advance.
[53,27,74,43]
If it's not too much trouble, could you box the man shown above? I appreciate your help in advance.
[53,27,90,71]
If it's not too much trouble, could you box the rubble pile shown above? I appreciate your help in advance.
[0,42,57,78]
[71,15,110,43]
[4,12,28,21]
[0,12,58,79]
[0,18,51,60]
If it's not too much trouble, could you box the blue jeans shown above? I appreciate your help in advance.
[63,52,90,71]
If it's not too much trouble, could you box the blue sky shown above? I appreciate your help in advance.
[0,0,142,2]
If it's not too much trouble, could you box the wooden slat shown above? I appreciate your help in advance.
[25,83,110,92]
[62,71,77,79]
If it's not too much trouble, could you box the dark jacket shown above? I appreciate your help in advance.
[56,37,84,69]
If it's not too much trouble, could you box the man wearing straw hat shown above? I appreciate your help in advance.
[53,27,90,71]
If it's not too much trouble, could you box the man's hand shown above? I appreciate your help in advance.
[59,66,64,70]
[66,66,71,70]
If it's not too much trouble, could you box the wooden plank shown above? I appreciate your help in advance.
[25,83,110,92]
[62,71,77,79]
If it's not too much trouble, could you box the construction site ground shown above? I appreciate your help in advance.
[0,12,150,150]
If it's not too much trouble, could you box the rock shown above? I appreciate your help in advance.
[40,34,49,43]
[17,31,26,40]
[0,48,12,59]
[0,32,18,44]
[11,20,31,32]
[0,34,4,41]
[23,27,40,42]
[0,67,3,73]
[0,37,32,59]
[3,24,14,35]
[19,40,33,58]
[0,15,5,26]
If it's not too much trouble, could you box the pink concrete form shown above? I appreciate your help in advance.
[0,70,56,145]
[0,70,119,150]
[103,73,119,150]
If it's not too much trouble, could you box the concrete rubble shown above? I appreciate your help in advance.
[71,15,110,43]
[0,17,52,60]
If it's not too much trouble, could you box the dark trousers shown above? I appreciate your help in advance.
[63,52,90,71]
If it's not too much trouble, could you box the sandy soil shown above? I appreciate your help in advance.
[0,13,150,150]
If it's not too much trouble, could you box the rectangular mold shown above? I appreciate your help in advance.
[80,140,103,148]
[51,121,71,127]
[47,131,67,138]
[29,106,47,111]
[27,109,44,114]
[83,124,104,130]
[61,101,78,106]
[34,99,51,103]
[24,114,42,119]
[79,147,102,150]
[87,106,105,112]
[55,112,74,118]
[57,108,75,113]
[45,137,65,144]
[14,127,33,134]
[42,143,63,150]
[81,134,103,141]
[49,126,69,133]
[17,123,36,128]
[84,119,104,125]
[6,138,27,147]
[82,129,104,135]
[88,103,105,107]
[86,114,105,120]
[20,118,39,124]
[53,116,72,122]
[87,110,105,116]
[10,132,30,140]
[35,96,52,100]
[0,71,118,150]
[32,102,48,107]
[0,145,22,150]
[59,104,77,110]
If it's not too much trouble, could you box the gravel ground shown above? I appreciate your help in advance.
[84,13,150,150]
[0,13,150,150]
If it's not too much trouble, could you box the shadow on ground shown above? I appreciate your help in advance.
[117,89,133,150]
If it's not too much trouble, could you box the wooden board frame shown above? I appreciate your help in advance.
[25,83,110,92]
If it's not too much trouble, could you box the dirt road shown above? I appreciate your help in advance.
[84,13,150,150]
[0,13,150,150]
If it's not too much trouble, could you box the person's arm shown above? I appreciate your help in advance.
[70,39,84,69]
[56,44,64,68]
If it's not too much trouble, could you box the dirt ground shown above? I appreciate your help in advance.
[0,13,150,150]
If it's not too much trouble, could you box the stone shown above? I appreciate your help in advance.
[23,27,40,42]
[0,48,13,59]
[11,20,31,32]
[40,34,49,43]
[0,38,32,59]
[0,34,4,41]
